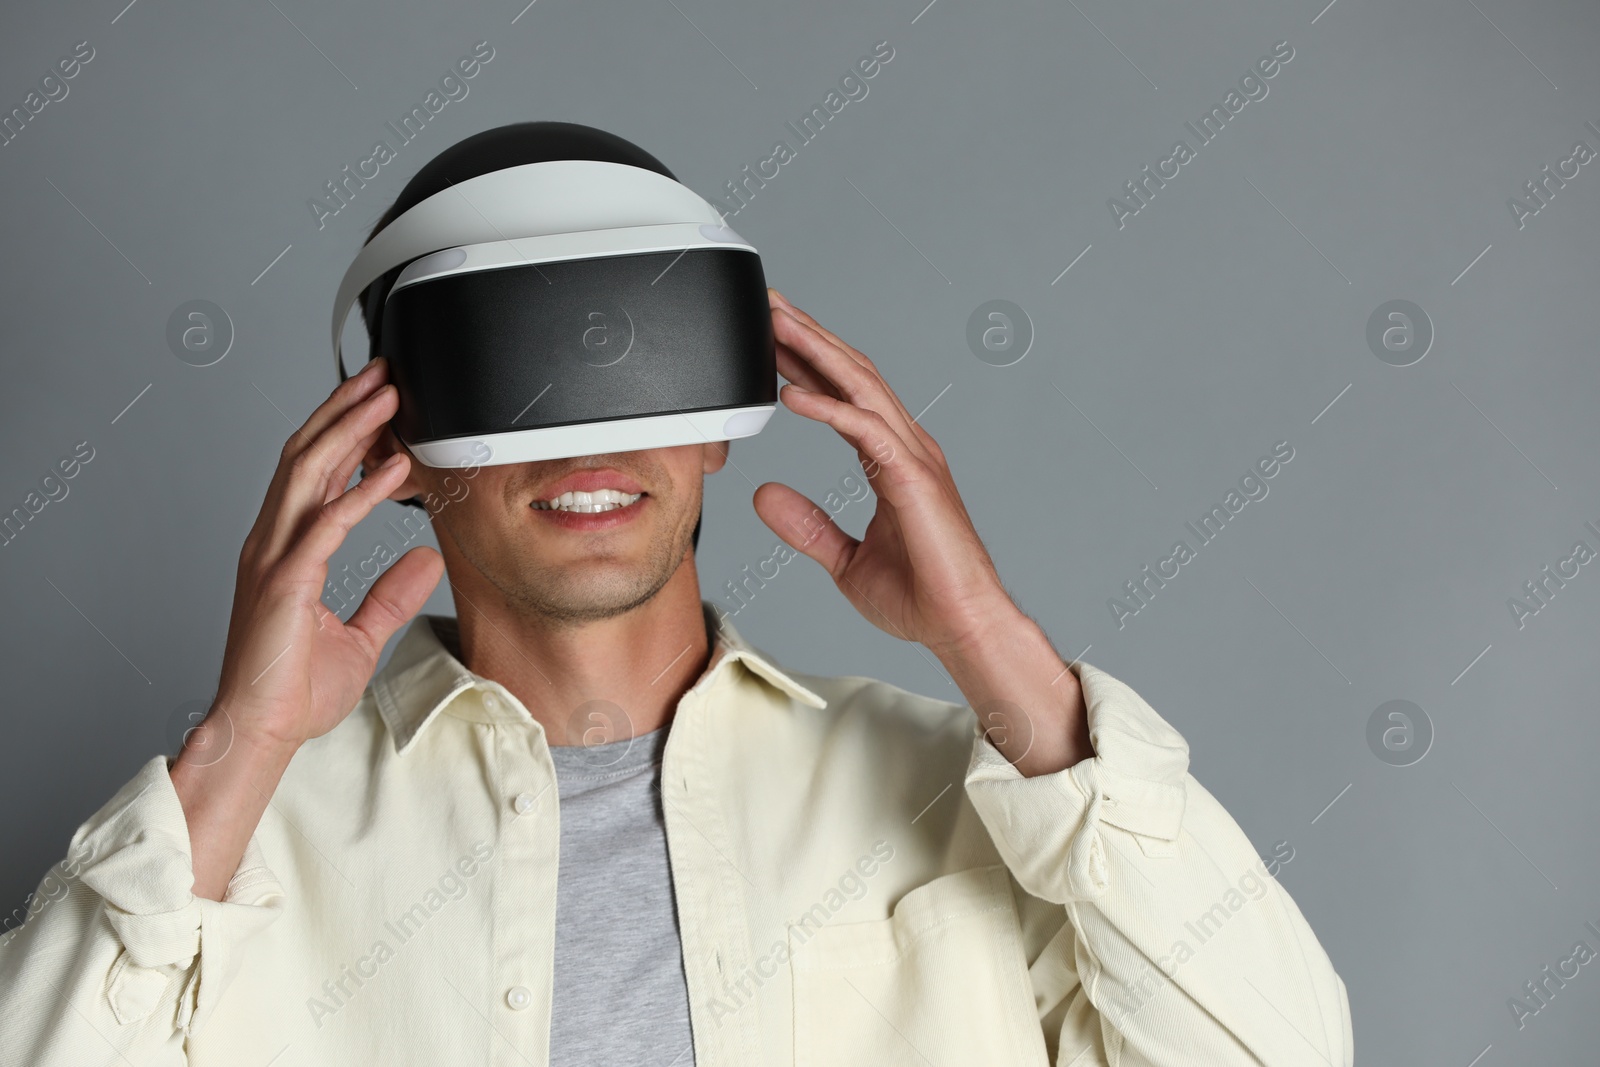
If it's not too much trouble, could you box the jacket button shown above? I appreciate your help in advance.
[505,985,532,1010]
[513,792,536,814]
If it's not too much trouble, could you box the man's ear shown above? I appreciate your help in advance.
[361,425,431,503]
[703,440,730,475]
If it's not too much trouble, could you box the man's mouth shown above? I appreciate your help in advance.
[531,489,646,514]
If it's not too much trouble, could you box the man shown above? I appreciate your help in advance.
[0,125,1351,1066]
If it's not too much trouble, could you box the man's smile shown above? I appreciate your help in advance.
[529,467,650,527]
[531,489,645,514]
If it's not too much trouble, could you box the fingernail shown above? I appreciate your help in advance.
[379,453,404,470]
[771,289,793,308]
[359,357,385,379]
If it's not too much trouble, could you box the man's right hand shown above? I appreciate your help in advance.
[171,357,443,899]
[212,356,444,752]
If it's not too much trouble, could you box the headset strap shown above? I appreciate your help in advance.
[331,159,722,379]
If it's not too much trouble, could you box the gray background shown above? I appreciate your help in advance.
[2,0,1597,1062]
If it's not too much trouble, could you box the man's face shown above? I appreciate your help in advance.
[367,430,727,625]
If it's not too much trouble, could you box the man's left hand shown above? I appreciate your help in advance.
[751,289,1091,775]
[751,289,1015,657]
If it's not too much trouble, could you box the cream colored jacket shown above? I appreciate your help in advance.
[0,605,1352,1066]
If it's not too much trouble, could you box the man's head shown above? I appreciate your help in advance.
[354,122,719,622]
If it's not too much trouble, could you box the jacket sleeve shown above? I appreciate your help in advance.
[962,661,1353,1066]
[0,755,285,1067]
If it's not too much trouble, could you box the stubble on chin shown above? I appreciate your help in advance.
[454,505,696,628]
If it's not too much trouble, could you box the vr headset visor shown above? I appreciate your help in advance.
[331,159,776,468]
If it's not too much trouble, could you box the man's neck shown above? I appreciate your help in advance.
[448,565,719,745]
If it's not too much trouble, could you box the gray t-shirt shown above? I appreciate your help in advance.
[547,725,696,1066]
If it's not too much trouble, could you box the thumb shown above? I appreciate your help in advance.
[345,545,445,655]
[753,482,857,580]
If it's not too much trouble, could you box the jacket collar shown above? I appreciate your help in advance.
[371,601,827,755]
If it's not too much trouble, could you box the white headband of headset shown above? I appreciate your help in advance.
[330,159,725,378]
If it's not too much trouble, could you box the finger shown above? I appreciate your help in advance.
[344,545,445,660]
[264,385,401,558]
[320,420,401,507]
[276,451,413,581]
[771,305,896,410]
[251,360,392,541]
[770,296,950,463]
[772,307,934,465]
[289,357,391,466]
[779,384,920,496]
[751,481,858,581]
[774,339,839,398]
[770,297,911,418]
[769,292,881,374]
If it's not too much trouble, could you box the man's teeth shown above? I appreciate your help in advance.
[532,489,644,513]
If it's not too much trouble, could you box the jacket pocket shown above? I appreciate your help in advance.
[788,865,1048,1067]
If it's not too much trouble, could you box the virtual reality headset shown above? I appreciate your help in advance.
[331,156,776,468]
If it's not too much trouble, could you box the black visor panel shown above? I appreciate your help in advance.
[381,246,776,444]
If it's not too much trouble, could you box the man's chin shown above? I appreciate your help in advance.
[516,580,671,625]
[509,551,684,622]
